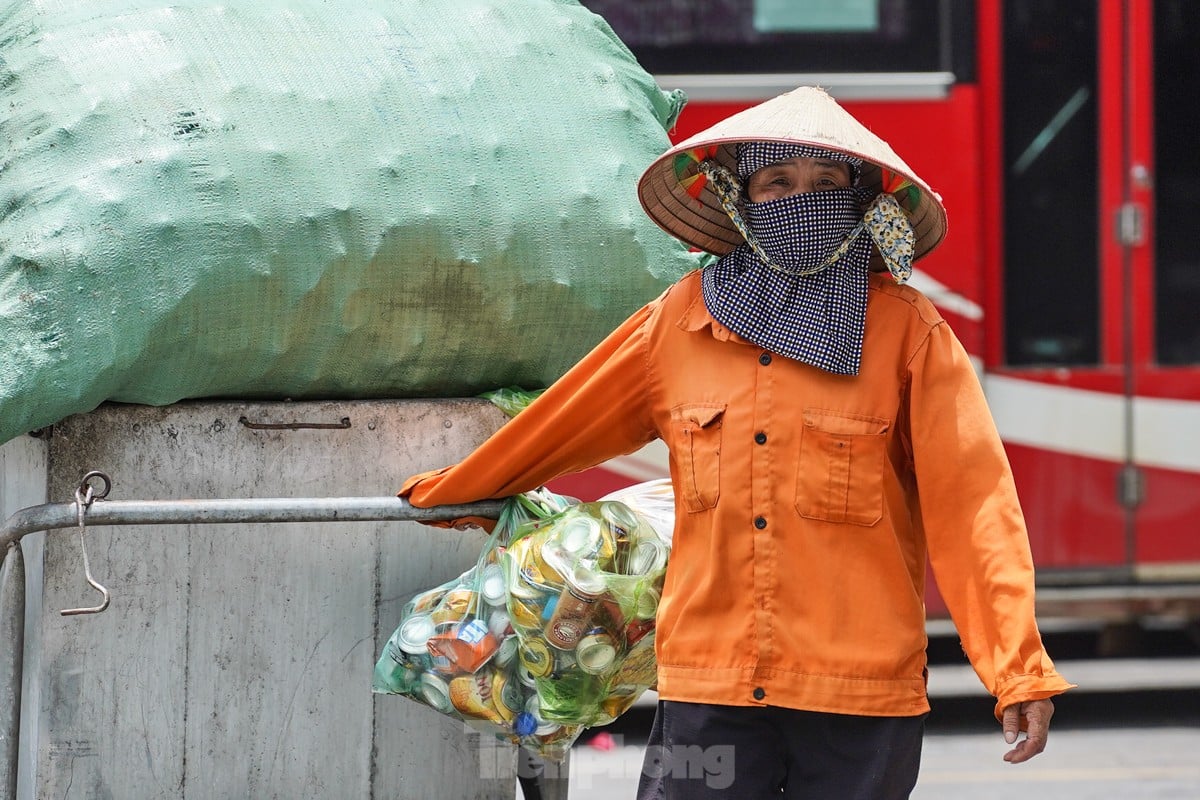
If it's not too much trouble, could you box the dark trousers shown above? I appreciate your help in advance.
[636,700,925,800]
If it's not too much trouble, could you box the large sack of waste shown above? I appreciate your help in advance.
[0,0,699,445]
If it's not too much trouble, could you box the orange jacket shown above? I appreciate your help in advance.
[400,269,1073,718]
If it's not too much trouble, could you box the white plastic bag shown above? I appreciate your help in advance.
[599,478,676,546]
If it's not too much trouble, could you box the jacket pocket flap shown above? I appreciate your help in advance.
[673,403,725,428]
[803,409,890,436]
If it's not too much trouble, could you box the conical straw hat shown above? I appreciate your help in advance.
[637,86,948,261]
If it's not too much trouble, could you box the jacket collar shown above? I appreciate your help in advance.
[675,277,748,344]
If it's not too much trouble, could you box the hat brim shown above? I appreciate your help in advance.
[636,87,948,262]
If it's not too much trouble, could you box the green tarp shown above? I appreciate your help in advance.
[0,0,701,445]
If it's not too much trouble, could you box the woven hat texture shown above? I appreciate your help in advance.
[637,86,948,261]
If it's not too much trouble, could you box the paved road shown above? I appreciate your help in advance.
[549,657,1200,799]
[914,727,1200,799]
[562,725,1200,799]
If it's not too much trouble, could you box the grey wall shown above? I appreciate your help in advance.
[9,399,535,799]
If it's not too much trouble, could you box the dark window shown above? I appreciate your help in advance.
[1154,1,1200,365]
[579,0,973,80]
[1002,1,1099,366]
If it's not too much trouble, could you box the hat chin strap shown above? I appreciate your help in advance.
[698,160,915,283]
[824,193,915,284]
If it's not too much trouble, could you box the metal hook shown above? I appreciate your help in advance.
[78,470,112,500]
[61,472,112,616]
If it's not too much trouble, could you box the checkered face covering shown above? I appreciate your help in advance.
[701,143,874,375]
[744,187,862,275]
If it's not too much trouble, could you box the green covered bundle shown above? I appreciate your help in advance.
[0,0,700,444]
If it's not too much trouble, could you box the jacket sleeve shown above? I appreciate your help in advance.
[398,296,661,509]
[906,321,1074,719]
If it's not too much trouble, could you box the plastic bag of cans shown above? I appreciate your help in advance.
[373,490,577,757]
[373,486,669,761]
[504,497,668,728]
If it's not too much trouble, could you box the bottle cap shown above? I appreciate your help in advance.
[514,712,537,736]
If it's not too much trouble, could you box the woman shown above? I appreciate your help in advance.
[401,86,1072,798]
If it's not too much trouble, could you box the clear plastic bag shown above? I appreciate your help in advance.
[374,485,671,760]
[374,489,585,760]
[502,499,668,732]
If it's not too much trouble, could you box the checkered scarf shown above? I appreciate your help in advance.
[701,143,873,375]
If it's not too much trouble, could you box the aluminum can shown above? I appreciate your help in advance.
[449,668,505,724]
[634,586,660,619]
[529,537,567,587]
[518,637,555,679]
[593,594,628,632]
[479,562,507,608]
[625,616,655,646]
[576,627,618,674]
[492,670,523,723]
[556,515,603,556]
[524,694,562,736]
[427,617,499,674]
[397,613,436,657]
[430,588,476,626]
[374,640,423,693]
[418,672,453,714]
[488,608,514,640]
[494,633,519,668]
[541,515,603,578]
[600,501,637,534]
[599,502,639,567]
[409,587,446,614]
[627,536,668,577]
[533,722,578,757]
[548,646,576,678]
[508,593,546,631]
[600,501,638,543]
[509,538,562,598]
[516,661,539,689]
[545,570,604,650]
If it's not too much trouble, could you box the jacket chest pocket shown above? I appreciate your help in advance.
[671,403,725,513]
[795,409,890,526]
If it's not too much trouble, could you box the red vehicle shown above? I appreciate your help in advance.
[558,0,1200,626]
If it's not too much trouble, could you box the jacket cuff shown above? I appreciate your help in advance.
[991,672,1077,721]
[397,466,454,502]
